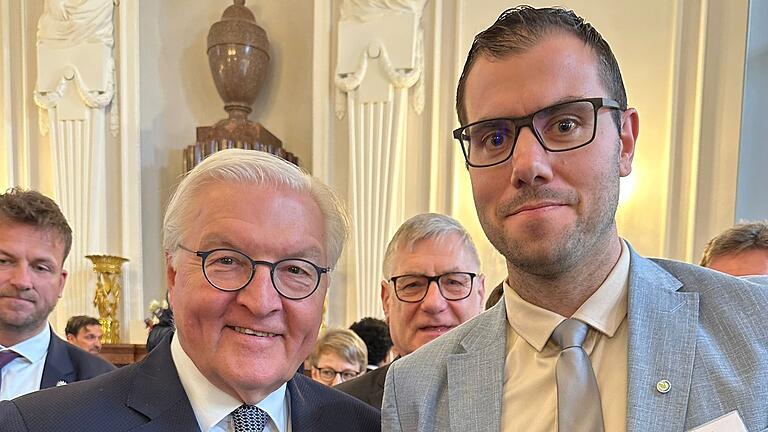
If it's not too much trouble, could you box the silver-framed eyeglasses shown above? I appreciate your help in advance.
[390,272,477,303]
[453,97,624,168]
[178,245,330,300]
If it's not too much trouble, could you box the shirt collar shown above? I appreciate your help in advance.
[170,335,289,432]
[572,239,630,337]
[504,239,630,351]
[0,325,50,362]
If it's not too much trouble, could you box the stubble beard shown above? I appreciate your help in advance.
[477,165,621,280]
[0,301,56,336]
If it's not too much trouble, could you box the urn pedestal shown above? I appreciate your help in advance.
[184,0,296,172]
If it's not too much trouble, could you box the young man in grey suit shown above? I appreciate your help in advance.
[336,213,485,408]
[382,6,768,432]
[0,188,115,401]
[0,149,380,431]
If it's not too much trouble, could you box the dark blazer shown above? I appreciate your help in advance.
[40,331,116,389]
[0,335,381,432]
[336,362,391,409]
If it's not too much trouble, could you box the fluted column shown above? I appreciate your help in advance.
[33,0,117,329]
[335,0,427,320]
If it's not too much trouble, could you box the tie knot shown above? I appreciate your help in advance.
[232,404,268,432]
[0,350,19,369]
[551,319,589,350]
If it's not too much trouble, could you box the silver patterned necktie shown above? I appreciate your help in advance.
[551,319,605,432]
[232,404,268,432]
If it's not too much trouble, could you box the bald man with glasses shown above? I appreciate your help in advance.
[336,213,485,408]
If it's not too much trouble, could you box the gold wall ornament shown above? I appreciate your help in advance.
[86,254,129,344]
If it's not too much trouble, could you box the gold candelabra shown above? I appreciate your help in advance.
[86,255,129,344]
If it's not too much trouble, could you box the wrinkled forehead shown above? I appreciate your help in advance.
[83,324,103,334]
[393,234,480,268]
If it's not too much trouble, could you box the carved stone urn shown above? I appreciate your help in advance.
[207,0,269,120]
[183,0,295,171]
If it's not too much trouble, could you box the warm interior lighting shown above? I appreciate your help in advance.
[618,174,637,207]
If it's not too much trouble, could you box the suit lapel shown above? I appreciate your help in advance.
[125,337,201,431]
[289,374,324,430]
[625,251,699,432]
[40,332,75,388]
[447,302,506,432]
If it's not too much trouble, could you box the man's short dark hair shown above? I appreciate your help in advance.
[700,221,768,267]
[65,315,101,337]
[456,5,627,129]
[350,317,392,366]
[0,187,73,261]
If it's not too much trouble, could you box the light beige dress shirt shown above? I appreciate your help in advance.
[501,240,630,432]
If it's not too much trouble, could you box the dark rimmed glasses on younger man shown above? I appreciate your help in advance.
[453,97,624,168]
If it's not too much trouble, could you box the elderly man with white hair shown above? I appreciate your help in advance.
[0,149,380,432]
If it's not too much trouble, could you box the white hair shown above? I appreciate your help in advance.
[163,149,350,268]
[382,213,481,277]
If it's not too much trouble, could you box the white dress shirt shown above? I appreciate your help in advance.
[171,335,291,432]
[501,239,630,432]
[0,325,50,400]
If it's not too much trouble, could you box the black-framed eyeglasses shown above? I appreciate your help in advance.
[313,366,361,383]
[178,245,330,300]
[389,272,477,303]
[453,97,623,168]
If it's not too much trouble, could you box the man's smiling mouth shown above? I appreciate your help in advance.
[230,326,277,337]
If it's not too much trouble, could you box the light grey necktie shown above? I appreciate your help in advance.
[551,319,605,432]
[232,404,268,432]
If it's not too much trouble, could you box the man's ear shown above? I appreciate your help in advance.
[56,269,68,298]
[618,108,639,177]
[66,334,76,343]
[475,274,486,308]
[380,279,391,323]
[165,252,177,307]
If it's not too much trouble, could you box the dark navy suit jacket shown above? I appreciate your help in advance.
[0,335,381,431]
[40,330,116,389]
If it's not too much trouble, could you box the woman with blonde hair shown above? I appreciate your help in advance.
[308,328,367,387]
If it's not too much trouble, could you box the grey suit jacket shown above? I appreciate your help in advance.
[0,335,381,431]
[40,331,115,388]
[382,250,768,431]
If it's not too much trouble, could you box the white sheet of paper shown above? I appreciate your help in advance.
[689,411,747,432]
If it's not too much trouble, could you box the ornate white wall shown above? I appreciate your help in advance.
[1,0,144,341]
[334,0,428,321]
[1,0,763,336]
